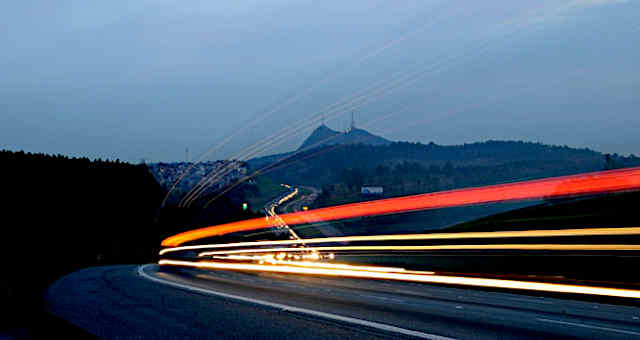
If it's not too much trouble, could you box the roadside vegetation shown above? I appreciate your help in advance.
[0,150,258,336]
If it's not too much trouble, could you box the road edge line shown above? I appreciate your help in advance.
[138,264,455,340]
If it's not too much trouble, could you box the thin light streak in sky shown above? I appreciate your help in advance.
[160,4,458,207]
[179,3,568,207]
[173,5,468,207]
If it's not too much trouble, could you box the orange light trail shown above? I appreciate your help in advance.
[159,226,640,255]
[162,167,640,247]
[197,244,640,257]
[158,259,640,299]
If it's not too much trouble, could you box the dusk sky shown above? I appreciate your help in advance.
[1,0,638,162]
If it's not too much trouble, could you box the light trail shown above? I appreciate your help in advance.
[158,259,640,299]
[155,4,640,304]
[198,136,368,210]
[186,68,426,207]
[198,244,640,257]
[181,3,560,208]
[182,58,439,207]
[264,186,311,251]
[210,255,413,273]
[161,167,640,247]
[279,261,416,273]
[169,2,583,208]
[178,62,393,206]
[159,3,460,207]
[159,227,640,255]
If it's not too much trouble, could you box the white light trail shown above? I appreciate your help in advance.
[158,259,640,299]
[159,227,640,255]
[197,244,640,257]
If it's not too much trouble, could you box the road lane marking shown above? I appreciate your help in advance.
[357,293,404,303]
[536,318,640,336]
[138,265,455,340]
[501,296,554,305]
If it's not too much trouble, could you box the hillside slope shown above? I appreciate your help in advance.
[247,126,640,208]
[299,125,391,150]
[252,140,605,187]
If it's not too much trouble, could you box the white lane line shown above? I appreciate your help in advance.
[357,293,405,303]
[395,289,427,295]
[502,296,554,305]
[138,265,454,340]
[536,318,640,336]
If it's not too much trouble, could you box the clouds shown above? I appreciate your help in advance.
[0,1,638,160]
[565,0,629,8]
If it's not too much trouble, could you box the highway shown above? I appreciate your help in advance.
[281,186,321,213]
[45,169,640,339]
[46,264,640,339]
[161,167,640,247]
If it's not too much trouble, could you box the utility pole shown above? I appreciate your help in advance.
[185,147,189,163]
[350,111,356,132]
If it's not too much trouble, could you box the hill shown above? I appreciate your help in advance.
[250,139,605,186]
[247,126,640,208]
[299,125,391,150]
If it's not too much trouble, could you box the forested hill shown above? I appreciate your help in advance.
[251,140,605,185]
[248,140,640,207]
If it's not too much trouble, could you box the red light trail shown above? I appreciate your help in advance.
[162,167,640,247]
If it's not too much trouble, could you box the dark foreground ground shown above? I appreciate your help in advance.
[45,264,640,340]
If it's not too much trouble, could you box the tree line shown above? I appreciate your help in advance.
[0,149,259,332]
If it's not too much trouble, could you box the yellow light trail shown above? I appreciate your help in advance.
[197,244,640,257]
[278,188,298,205]
[159,227,640,255]
[158,259,640,299]
[280,261,418,273]
[211,256,415,273]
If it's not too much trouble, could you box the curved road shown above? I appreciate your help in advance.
[46,264,640,339]
[281,186,320,213]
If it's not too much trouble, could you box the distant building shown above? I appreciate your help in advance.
[148,160,248,204]
[361,186,383,196]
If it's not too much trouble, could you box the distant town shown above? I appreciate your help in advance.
[148,160,248,204]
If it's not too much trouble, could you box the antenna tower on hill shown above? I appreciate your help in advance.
[350,111,356,132]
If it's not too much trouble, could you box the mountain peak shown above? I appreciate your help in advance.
[299,125,391,150]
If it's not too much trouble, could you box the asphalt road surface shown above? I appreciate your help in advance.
[46,265,640,339]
